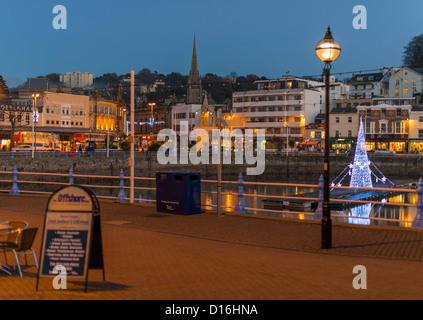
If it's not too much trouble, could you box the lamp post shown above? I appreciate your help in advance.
[148,102,156,146]
[31,93,40,159]
[315,26,341,249]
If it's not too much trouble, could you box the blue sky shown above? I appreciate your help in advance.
[0,0,422,87]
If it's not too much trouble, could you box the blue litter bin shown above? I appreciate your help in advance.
[156,171,201,214]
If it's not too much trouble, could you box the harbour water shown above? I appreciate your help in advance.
[3,171,418,228]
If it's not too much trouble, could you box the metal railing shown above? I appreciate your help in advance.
[1,166,422,229]
[1,149,422,159]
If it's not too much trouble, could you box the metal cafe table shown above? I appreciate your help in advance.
[0,223,13,274]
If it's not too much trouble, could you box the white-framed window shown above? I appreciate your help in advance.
[380,123,387,133]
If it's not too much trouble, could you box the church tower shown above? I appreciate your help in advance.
[187,35,202,104]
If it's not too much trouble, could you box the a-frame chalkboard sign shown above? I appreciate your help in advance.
[36,185,105,292]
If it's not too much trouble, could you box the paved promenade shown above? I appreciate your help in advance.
[1,194,423,300]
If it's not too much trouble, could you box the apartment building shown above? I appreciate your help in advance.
[232,77,321,142]
[60,72,94,89]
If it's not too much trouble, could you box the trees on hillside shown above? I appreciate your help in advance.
[403,34,423,66]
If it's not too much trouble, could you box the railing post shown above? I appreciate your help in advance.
[116,169,128,202]
[69,167,74,185]
[412,178,423,229]
[314,174,324,221]
[10,165,20,196]
[234,172,248,214]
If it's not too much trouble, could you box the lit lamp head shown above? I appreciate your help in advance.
[315,26,341,64]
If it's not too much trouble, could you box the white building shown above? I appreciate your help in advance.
[60,72,94,89]
[348,70,390,99]
[232,77,321,141]
[305,75,350,112]
[389,67,423,98]
[171,103,202,135]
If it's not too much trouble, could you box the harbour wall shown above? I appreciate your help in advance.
[1,155,422,184]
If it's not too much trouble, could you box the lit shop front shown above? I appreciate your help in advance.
[364,140,407,152]
[329,138,356,153]
[410,140,423,153]
[13,131,61,150]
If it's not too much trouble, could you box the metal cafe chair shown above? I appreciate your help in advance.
[0,221,28,265]
[4,228,38,278]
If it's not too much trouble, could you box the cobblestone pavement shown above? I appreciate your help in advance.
[1,194,423,300]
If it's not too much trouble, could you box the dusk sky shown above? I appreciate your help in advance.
[1,0,421,87]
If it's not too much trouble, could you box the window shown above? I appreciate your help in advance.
[366,122,371,133]
[336,117,340,123]
[397,109,402,117]
[380,123,387,133]
[381,109,386,117]
[25,113,30,123]
[46,106,50,113]
[348,130,352,138]
[348,117,352,123]
[367,109,371,117]
[419,130,423,139]
[0,113,4,122]
[419,116,423,123]
[335,130,340,137]
[46,120,50,124]
[404,88,408,94]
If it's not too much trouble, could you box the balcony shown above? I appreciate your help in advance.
[233,100,304,109]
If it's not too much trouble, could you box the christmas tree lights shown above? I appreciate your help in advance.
[330,117,394,189]
[349,118,373,189]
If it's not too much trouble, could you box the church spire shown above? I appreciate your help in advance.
[191,35,198,75]
[187,34,202,104]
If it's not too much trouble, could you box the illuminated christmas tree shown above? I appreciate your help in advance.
[349,117,373,189]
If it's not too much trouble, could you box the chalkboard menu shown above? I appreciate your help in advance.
[40,212,92,277]
[36,185,104,292]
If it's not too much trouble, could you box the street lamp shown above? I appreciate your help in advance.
[148,102,156,146]
[31,93,40,159]
[315,26,341,249]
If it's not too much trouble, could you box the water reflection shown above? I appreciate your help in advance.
[134,178,418,228]
[200,183,418,228]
